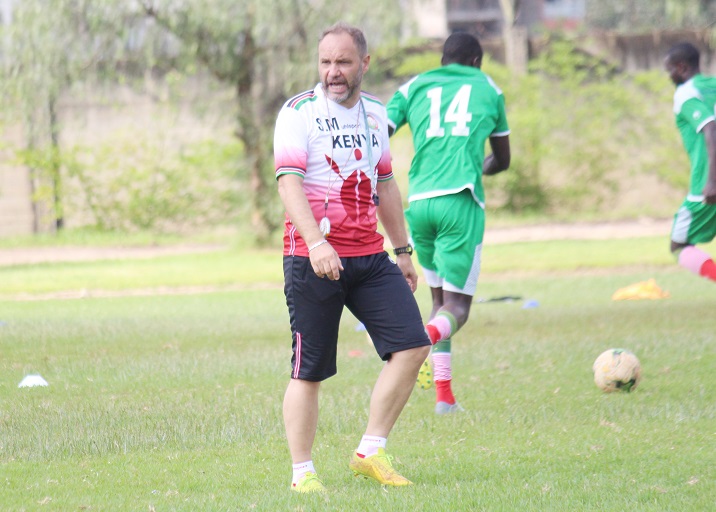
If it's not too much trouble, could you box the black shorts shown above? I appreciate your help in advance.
[283,252,430,381]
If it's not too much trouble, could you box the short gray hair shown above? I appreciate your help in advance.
[320,22,368,58]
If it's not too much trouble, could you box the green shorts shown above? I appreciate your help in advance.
[671,199,716,245]
[405,189,484,295]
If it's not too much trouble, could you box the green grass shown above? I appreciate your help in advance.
[1,237,714,510]
[0,226,243,249]
[3,237,714,297]
[0,249,282,296]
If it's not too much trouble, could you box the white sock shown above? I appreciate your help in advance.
[356,435,387,458]
[292,460,316,484]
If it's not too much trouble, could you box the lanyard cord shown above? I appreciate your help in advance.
[320,96,378,236]
[360,99,378,203]
[324,97,362,208]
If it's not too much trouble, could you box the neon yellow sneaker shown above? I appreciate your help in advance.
[416,357,433,390]
[349,448,413,486]
[291,472,326,493]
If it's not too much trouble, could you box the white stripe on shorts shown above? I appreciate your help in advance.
[672,207,692,244]
[422,267,443,289]
[421,244,482,296]
[293,332,302,379]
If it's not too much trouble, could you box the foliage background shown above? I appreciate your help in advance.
[0,0,707,241]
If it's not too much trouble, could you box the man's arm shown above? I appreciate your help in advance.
[482,135,511,176]
[702,121,716,204]
[277,174,343,280]
[375,178,419,292]
[386,86,409,138]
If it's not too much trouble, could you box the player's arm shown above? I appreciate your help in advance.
[483,135,511,176]
[386,87,409,138]
[277,174,343,280]
[702,120,716,204]
[376,178,419,292]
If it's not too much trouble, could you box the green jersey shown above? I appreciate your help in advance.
[673,74,716,200]
[387,63,509,207]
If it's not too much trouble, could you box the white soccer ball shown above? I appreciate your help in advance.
[592,348,642,393]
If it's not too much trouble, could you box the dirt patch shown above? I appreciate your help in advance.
[483,218,671,244]
[0,219,673,268]
[6,282,282,302]
[0,244,224,267]
[0,220,675,301]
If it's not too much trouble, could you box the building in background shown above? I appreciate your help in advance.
[0,0,13,25]
[408,0,586,40]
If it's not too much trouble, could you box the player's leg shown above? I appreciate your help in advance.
[282,256,344,492]
[671,202,716,281]
[408,191,483,413]
[428,289,472,413]
[425,289,472,344]
[346,253,431,485]
[348,345,429,486]
[364,345,430,437]
[420,285,468,412]
[404,202,438,391]
[416,190,484,345]
[283,380,324,492]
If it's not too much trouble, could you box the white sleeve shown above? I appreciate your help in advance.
[274,107,309,177]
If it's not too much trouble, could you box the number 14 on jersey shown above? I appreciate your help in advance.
[426,85,473,138]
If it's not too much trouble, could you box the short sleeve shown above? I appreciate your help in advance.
[274,107,308,179]
[386,88,408,135]
[679,97,715,133]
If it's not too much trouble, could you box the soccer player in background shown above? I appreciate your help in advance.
[664,42,716,282]
[274,22,431,492]
[386,32,511,414]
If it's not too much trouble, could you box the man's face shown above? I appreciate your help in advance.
[318,32,370,107]
[664,56,687,86]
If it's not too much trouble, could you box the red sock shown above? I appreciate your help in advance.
[700,259,716,281]
[436,380,455,405]
[426,324,440,345]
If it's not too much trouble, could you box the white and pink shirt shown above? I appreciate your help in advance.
[274,83,393,257]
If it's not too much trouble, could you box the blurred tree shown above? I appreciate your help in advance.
[135,0,402,244]
[0,0,126,232]
[586,0,716,30]
[499,0,528,75]
[1,0,402,242]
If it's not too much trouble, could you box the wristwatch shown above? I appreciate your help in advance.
[393,244,413,256]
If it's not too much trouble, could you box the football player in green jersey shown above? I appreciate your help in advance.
[664,42,716,282]
[387,32,511,413]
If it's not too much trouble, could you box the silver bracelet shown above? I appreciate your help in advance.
[308,239,329,252]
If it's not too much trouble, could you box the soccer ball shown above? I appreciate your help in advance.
[592,348,642,393]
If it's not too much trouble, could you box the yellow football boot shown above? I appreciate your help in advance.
[291,472,327,493]
[349,448,413,486]
[416,357,433,390]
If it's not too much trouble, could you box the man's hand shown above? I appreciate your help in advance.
[309,242,344,281]
[483,135,510,176]
[395,254,418,292]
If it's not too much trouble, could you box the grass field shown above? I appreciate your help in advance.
[1,236,714,511]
